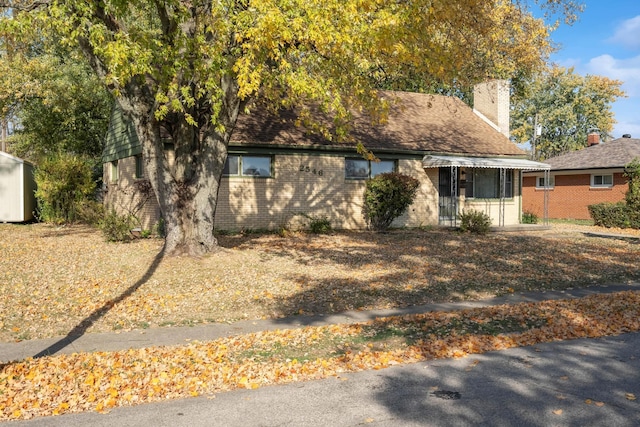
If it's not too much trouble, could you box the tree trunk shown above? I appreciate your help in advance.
[120,77,240,256]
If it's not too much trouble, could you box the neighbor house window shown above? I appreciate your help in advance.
[345,158,395,179]
[591,174,613,188]
[223,155,272,177]
[465,168,513,198]
[536,176,554,189]
[110,160,118,183]
[135,155,144,179]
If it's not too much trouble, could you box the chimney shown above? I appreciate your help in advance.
[473,80,510,138]
[587,132,600,146]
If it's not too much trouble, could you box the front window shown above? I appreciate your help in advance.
[345,158,395,179]
[224,155,272,177]
[591,174,613,188]
[465,169,513,198]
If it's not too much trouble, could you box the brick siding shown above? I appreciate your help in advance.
[522,172,628,220]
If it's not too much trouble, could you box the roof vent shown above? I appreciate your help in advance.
[622,134,632,138]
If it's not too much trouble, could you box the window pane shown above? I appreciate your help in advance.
[242,156,271,177]
[371,160,394,177]
[474,169,499,198]
[224,155,239,175]
[345,158,369,179]
[110,161,118,183]
[135,155,143,179]
[504,170,513,198]
[592,174,613,186]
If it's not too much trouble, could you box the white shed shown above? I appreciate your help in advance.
[0,151,36,222]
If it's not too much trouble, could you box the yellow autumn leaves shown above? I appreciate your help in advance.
[2,290,640,421]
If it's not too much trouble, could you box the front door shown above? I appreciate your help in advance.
[438,167,458,225]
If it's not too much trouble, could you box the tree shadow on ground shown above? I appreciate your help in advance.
[260,229,640,325]
[31,245,165,358]
[371,333,640,425]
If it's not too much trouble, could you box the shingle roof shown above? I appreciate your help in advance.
[544,137,640,170]
[231,91,525,157]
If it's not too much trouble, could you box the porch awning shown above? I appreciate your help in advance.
[422,155,550,171]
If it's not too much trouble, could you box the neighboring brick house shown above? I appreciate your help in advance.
[103,80,549,232]
[523,134,640,220]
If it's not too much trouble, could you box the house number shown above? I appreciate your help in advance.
[299,165,323,176]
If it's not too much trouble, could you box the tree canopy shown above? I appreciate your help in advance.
[0,50,112,162]
[511,66,625,160]
[0,0,584,255]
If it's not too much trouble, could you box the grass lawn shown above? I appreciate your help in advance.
[1,222,639,342]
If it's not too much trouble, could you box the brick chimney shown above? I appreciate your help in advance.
[587,132,600,146]
[473,80,510,138]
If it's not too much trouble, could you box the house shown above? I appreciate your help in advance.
[522,134,640,220]
[103,80,549,232]
[0,151,36,222]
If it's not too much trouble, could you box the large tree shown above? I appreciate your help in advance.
[1,0,582,255]
[511,66,625,160]
[0,51,112,162]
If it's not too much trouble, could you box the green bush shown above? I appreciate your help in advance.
[99,210,135,242]
[308,215,332,234]
[625,158,640,211]
[363,172,419,231]
[588,202,639,228]
[521,211,539,224]
[458,209,492,234]
[33,153,97,224]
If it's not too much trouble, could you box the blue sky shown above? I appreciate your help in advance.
[547,1,640,138]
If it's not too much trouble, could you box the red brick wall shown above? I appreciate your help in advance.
[522,172,628,220]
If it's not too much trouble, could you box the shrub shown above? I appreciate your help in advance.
[521,211,539,224]
[363,172,419,231]
[33,153,97,224]
[588,202,638,228]
[458,209,492,234]
[308,215,332,234]
[624,158,640,211]
[99,210,135,242]
[74,200,105,226]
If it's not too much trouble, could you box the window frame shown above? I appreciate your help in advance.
[134,154,144,179]
[345,158,396,180]
[223,154,273,178]
[110,160,118,184]
[536,176,554,189]
[465,168,514,199]
[591,174,613,188]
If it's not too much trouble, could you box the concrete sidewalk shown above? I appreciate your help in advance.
[2,282,639,363]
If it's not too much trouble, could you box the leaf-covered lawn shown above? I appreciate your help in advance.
[2,291,640,420]
[0,223,639,341]
[1,223,640,420]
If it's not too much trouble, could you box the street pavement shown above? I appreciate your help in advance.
[2,283,640,426]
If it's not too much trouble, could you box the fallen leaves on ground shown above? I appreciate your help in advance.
[1,223,639,341]
[2,291,640,420]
